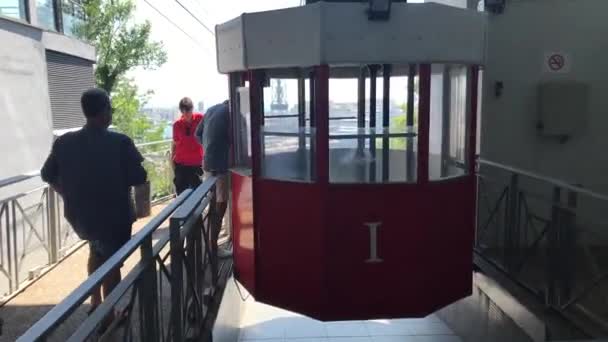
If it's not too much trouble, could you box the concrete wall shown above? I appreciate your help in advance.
[480,0,608,242]
[0,18,53,198]
[0,16,95,199]
[481,0,608,194]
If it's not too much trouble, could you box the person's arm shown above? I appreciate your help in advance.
[122,137,147,186]
[41,139,62,194]
[195,116,204,145]
[171,121,180,168]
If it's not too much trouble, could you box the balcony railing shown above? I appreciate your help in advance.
[18,177,221,341]
[475,158,608,334]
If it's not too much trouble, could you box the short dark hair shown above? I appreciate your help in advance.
[179,97,194,113]
[81,88,111,118]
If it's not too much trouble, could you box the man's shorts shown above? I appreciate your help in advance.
[203,171,228,203]
[89,232,131,261]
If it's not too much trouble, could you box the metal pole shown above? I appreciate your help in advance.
[138,236,159,341]
[407,64,417,182]
[546,186,561,308]
[47,187,59,264]
[11,201,19,288]
[369,65,379,182]
[357,66,367,156]
[441,66,451,178]
[170,217,184,342]
[298,74,306,150]
[559,190,577,306]
[382,64,391,182]
[505,173,519,273]
[417,64,430,184]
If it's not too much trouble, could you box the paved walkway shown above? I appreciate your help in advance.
[0,205,167,342]
[240,300,463,342]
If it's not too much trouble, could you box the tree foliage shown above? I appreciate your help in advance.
[75,0,167,93]
[111,78,164,143]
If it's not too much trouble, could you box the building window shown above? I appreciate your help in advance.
[0,0,26,20]
[35,0,56,30]
[62,0,85,37]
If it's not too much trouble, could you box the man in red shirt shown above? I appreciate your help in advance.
[172,97,204,194]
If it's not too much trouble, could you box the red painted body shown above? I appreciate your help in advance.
[230,65,479,321]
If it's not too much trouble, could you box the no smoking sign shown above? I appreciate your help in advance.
[544,52,571,73]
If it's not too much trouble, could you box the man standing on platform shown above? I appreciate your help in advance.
[172,97,204,194]
[195,100,232,259]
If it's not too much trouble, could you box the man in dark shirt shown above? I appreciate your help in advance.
[195,100,232,258]
[41,88,147,320]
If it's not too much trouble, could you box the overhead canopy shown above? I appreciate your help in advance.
[215,2,487,74]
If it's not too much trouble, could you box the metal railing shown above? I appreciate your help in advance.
[18,177,222,341]
[138,140,174,203]
[0,173,76,303]
[475,158,608,333]
[0,140,174,303]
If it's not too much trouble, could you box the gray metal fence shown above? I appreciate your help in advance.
[0,173,75,304]
[18,177,221,341]
[475,159,608,334]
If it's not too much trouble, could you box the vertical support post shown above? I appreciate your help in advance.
[52,0,63,33]
[417,64,431,184]
[315,65,329,185]
[407,64,417,182]
[11,201,19,288]
[298,74,307,149]
[468,66,480,176]
[297,73,307,172]
[546,187,561,308]
[382,64,391,182]
[559,190,577,305]
[249,71,264,179]
[309,69,317,180]
[357,67,367,155]
[5,202,14,293]
[47,188,59,264]
[170,217,184,342]
[505,173,519,273]
[369,65,379,182]
[139,236,159,342]
[441,66,451,178]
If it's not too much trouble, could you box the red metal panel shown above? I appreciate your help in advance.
[254,180,327,318]
[324,180,475,320]
[231,172,256,294]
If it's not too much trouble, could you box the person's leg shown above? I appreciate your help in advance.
[214,174,231,258]
[174,164,188,195]
[87,242,103,311]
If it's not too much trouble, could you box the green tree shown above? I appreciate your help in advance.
[75,0,167,93]
[111,78,164,143]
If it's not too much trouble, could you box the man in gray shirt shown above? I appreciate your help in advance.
[195,100,232,259]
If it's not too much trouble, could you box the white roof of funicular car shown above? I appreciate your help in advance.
[215,2,487,73]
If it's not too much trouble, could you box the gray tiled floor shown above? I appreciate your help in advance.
[239,301,462,342]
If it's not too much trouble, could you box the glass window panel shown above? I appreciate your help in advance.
[36,0,56,31]
[261,75,314,182]
[233,86,252,170]
[329,66,418,184]
[0,0,26,20]
[62,0,86,37]
[429,64,469,180]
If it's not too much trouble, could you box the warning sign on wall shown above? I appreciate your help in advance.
[544,52,571,73]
